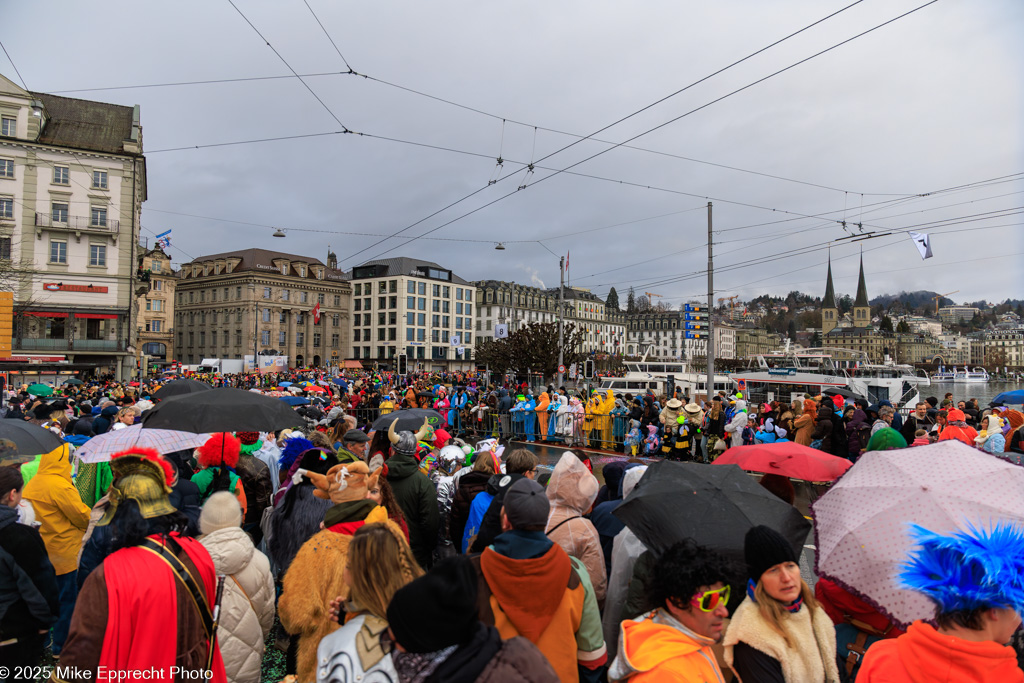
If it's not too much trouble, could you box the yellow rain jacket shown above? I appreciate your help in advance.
[22,443,91,575]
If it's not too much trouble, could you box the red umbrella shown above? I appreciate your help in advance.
[305,385,327,393]
[712,442,852,482]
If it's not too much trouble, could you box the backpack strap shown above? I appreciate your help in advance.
[546,516,581,537]
[139,538,214,638]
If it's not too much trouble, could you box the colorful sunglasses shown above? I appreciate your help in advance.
[691,585,730,612]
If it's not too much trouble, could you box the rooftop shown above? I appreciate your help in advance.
[31,92,139,156]
[351,257,471,285]
[184,248,345,282]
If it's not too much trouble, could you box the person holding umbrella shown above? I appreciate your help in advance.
[858,522,1024,683]
[723,525,839,682]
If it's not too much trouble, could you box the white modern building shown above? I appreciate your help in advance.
[0,74,146,379]
[349,258,477,370]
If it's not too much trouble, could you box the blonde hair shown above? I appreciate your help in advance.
[347,522,423,619]
[753,578,819,649]
[116,407,134,422]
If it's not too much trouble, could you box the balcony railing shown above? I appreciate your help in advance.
[35,213,119,232]
[18,338,122,352]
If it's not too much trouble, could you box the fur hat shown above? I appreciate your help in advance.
[196,433,241,469]
[200,491,243,534]
[305,461,382,504]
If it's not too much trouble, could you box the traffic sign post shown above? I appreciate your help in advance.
[558,364,566,375]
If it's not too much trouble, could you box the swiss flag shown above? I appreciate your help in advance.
[312,302,321,324]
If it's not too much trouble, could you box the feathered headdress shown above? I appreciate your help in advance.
[278,436,314,471]
[900,521,1024,616]
[196,432,241,469]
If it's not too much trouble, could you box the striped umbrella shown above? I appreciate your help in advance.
[74,424,210,463]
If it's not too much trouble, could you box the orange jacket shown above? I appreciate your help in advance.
[858,621,1024,683]
[609,610,726,682]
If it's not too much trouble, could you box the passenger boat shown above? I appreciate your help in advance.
[732,346,930,409]
[597,351,734,397]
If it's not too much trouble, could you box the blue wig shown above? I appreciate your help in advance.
[900,521,1024,616]
[278,436,314,471]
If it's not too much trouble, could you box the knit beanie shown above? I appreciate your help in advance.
[387,556,479,653]
[745,525,798,583]
[200,491,243,534]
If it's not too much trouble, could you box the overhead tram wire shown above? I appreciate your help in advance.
[225,0,351,133]
[587,213,1024,296]
[300,0,353,72]
[0,41,28,90]
[568,176,1024,282]
[335,0,875,266]
[351,0,940,266]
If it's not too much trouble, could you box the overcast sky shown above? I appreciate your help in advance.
[6,0,1021,306]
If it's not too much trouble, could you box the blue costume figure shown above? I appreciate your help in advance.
[521,393,537,442]
[611,399,629,451]
[510,395,527,440]
[547,392,566,443]
[449,387,468,433]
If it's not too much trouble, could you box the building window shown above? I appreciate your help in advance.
[407,296,415,309]
[417,328,425,342]
[235,330,242,346]
[281,289,290,301]
[388,328,396,341]
[389,296,397,309]
[51,202,69,223]
[90,206,107,227]
[318,292,325,305]
[261,330,271,346]
[332,314,339,327]
[53,166,69,185]
[301,291,309,304]
[262,308,271,322]
[407,281,415,294]
[354,299,361,312]
[331,333,339,348]
[92,170,108,190]
[333,295,340,306]
[199,331,206,346]
[418,313,425,326]
[279,311,286,323]
[313,333,321,347]
[49,240,67,264]
[0,237,9,260]
[0,196,11,220]
[296,332,305,346]
[406,328,415,341]
[0,117,14,137]
[236,286,242,298]
[378,297,386,309]
[297,312,305,325]
[0,158,12,178]
[355,283,362,295]
[354,329,361,342]
[263,287,271,299]
[279,331,287,345]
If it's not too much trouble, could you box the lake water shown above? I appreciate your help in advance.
[924,380,1020,406]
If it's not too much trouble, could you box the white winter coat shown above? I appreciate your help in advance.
[201,526,276,683]
[724,401,749,448]
[316,612,397,683]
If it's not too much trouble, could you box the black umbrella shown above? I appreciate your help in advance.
[63,378,83,386]
[416,391,436,399]
[141,388,304,433]
[821,386,865,401]
[152,378,214,402]
[613,460,810,570]
[0,420,65,456]
[371,408,445,433]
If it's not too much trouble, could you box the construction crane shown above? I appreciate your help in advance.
[645,292,663,300]
[717,295,739,310]
[933,290,959,315]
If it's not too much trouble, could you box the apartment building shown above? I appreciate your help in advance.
[0,73,146,378]
[135,246,175,373]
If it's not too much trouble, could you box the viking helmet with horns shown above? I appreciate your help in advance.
[388,417,431,457]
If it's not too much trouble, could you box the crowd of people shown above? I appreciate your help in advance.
[0,370,1022,683]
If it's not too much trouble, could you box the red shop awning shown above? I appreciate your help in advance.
[75,314,118,319]
[22,312,68,318]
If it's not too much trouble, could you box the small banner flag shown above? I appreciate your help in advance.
[155,230,172,250]
[908,231,933,260]
[494,323,509,339]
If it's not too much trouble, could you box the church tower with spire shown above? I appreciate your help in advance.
[822,256,839,335]
[853,252,871,328]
